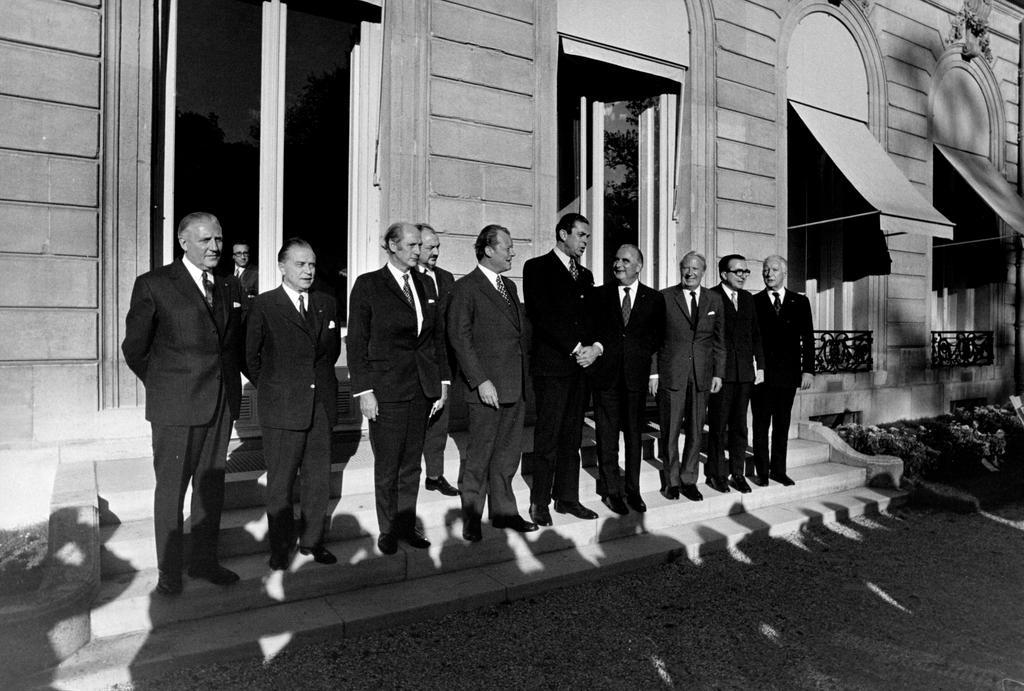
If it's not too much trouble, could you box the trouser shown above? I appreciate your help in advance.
[369,394,431,535]
[750,384,797,478]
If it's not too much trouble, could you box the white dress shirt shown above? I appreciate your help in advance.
[386,262,423,335]
[181,258,211,297]
[280,283,309,315]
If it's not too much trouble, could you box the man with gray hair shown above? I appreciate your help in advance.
[122,211,245,595]
[750,254,814,487]
[650,250,725,502]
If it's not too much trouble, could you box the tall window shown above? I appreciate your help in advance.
[557,53,679,286]
[159,0,381,324]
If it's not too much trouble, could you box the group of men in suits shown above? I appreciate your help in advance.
[123,209,815,596]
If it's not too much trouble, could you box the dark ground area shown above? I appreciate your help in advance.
[119,471,1024,691]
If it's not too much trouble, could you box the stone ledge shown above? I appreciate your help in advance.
[1,457,99,686]
[798,421,904,489]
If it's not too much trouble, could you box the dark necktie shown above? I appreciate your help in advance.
[495,275,520,327]
[621,287,632,325]
[568,258,579,281]
[689,290,699,330]
[202,271,214,308]
[298,293,307,319]
[772,291,782,315]
[423,268,438,299]
[402,273,414,307]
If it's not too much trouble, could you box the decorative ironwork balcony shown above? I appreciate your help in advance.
[931,331,994,367]
[813,330,873,374]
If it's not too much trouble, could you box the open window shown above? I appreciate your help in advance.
[155,0,382,325]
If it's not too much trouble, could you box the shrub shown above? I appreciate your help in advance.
[835,403,1022,480]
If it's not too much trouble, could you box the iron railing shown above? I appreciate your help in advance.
[813,330,873,373]
[931,331,994,367]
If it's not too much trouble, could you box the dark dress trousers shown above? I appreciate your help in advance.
[347,266,448,536]
[750,289,814,478]
[523,250,593,507]
[122,259,245,576]
[447,268,529,522]
[585,282,665,499]
[706,285,764,480]
[655,286,726,487]
[246,287,340,558]
[420,265,456,478]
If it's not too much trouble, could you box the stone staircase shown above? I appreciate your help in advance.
[34,423,904,689]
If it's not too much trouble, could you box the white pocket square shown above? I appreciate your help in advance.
[428,298,436,304]
[328,320,336,329]
[232,301,241,309]
[707,311,716,316]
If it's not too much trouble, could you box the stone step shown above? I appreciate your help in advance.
[94,459,862,636]
[42,485,904,691]
[98,444,836,577]
[97,434,828,526]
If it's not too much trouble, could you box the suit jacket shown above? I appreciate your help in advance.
[523,250,594,377]
[245,286,341,430]
[447,268,528,405]
[346,265,449,402]
[710,284,764,383]
[421,265,457,377]
[656,285,726,392]
[585,282,665,392]
[122,259,245,425]
[754,288,815,388]
[237,266,258,297]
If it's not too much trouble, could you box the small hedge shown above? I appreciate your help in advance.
[836,404,1023,481]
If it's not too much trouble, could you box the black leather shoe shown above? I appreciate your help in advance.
[706,476,730,493]
[492,515,538,532]
[299,545,338,565]
[663,486,680,500]
[187,563,240,586]
[770,472,796,486]
[625,494,647,513]
[554,500,598,520]
[730,475,752,494]
[529,504,553,527]
[399,528,431,549]
[377,533,398,555]
[752,476,769,487]
[680,484,704,502]
[425,475,460,496]
[462,523,482,542]
[601,495,629,516]
[268,552,290,571]
[154,571,182,596]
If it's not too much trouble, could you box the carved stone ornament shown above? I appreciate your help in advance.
[948,0,993,63]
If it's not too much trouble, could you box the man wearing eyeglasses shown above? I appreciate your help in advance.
[706,255,764,495]
[232,243,258,298]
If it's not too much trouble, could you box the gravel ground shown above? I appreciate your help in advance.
[119,489,1024,691]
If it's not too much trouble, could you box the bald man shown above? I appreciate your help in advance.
[122,212,244,595]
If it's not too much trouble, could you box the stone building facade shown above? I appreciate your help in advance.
[2,0,1024,451]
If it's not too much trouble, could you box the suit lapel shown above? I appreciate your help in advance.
[171,261,216,325]
[273,286,313,342]
[380,266,416,314]
[473,268,520,329]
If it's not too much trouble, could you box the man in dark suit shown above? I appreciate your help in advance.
[706,254,764,495]
[416,223,459,498]
[246,238,341,570]
[448,225,537,541]
[523,212,600,526]
[232,243,258,299]
[585,244,665,515]
[751,254,815,486]
[122,212,243,595]
[347,222,450,555]
[651,250,725,502]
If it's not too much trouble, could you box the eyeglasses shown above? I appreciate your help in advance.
[233,251,249,256]
[727,269,751,276]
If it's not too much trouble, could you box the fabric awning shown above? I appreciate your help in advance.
[790,102,953,239]
[935,143,1024,235]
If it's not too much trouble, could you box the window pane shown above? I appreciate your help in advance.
[284,6,357,321]
[174,0,261,267]
[603,100,641,272]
